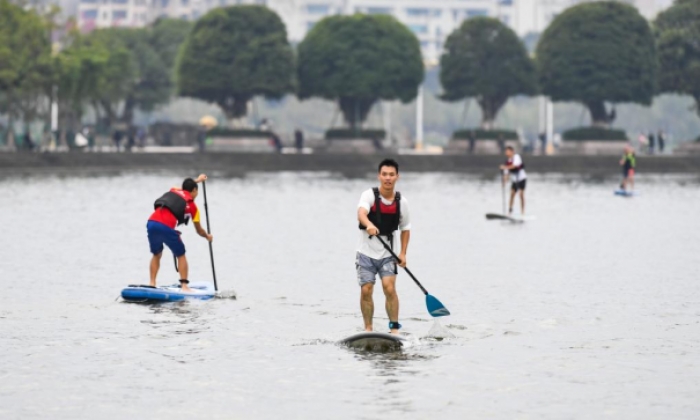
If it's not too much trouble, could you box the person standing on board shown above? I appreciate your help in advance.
[147,174,212,291]
[619,146,636,191]
[500,146,527,215]
[357,159,411,335]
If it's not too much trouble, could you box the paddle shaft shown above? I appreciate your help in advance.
[373,235,429,296]
[202,180,218,291]
[501,170,507,215]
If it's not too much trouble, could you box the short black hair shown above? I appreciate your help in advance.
[378,158,399,174]
[505,145,515,152]
[182,178,198,192]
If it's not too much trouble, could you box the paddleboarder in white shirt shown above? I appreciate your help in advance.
[500,146,527,215]
[356,159,411,335]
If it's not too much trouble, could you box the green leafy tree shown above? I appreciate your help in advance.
[655,0,700,121]
[177,5,295,120]
[536,2,656,127]
[87,27,170,126]
[0,0,52,122]
[440,17,537,130]
[297,14,424,130]
[54,31,110,133]
[149,18,192,74]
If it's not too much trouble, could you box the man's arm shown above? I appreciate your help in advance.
[397,230,410,267]
[193,221,213,242]
[358,207,379,236]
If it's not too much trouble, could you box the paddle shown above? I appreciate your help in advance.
[372,235,450,317]
[201,180,218,291]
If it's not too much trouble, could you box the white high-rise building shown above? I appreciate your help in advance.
[75,0,672,61]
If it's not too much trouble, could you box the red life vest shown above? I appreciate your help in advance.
[153,190,193,226]
[359,188,401,246]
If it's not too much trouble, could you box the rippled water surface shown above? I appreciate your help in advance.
[2,172,700,419]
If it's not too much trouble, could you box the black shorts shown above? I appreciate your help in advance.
[511,179,527,191]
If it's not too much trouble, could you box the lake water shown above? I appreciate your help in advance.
[2,172,699,419]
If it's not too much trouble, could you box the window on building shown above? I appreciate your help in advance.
[500,15,510,24]
[407,8,442,17]
[112,10,127,19]
[180,14,188,20]
[499,0,513,5]
[408,24,428,34]
[219,0,226,6]
[82,8,98,18]
[467,9,488,18]
[406,8,430,17]
[161,0,169,7]
[81,0,98,4]
[307,21,316,30]
[420,40,430,48]
[134,0,146,5]
[366,7,392,15]
[306,4,329,14]
[112,0,128,4]
[181,0,188,6]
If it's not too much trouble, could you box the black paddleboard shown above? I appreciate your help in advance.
[485,213,525,223]
[339,332,404,352]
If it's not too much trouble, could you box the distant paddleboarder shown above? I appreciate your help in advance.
[500,146,527,215]
[147,174,212,292]
[619,145,636,192]
[357,159,411,335]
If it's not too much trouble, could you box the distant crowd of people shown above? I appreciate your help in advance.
[638,130,666,154]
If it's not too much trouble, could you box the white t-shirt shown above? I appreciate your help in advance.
[357,188,411,260]
[509,154,527,182]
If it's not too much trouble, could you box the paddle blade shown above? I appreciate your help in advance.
[426,294,450,317]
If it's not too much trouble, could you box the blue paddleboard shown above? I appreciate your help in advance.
[614,189,636,197]
[121,282,215,302]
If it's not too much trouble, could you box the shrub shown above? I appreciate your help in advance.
[325,129,386,140]
[208,128,273,138]
[452,129,517,140]
[562,127,628,141]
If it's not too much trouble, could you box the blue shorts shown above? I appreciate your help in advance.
[147,221,185,257]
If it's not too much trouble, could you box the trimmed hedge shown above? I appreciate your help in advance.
[325,129,386,140]
[562,127,628,141]
[452,129,517,140]
[209,128,273,138]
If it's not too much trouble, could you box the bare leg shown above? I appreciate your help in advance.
[381,275,399,334]
[509,189,516,215]
[177,255,191,291]
[520,190,526,214]
[360,283,374,331]
[149,253,162,286]
[629,175,635,191]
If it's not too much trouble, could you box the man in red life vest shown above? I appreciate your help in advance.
[500,146,528,215]
[147,174,212,291]
[357,159,411,335]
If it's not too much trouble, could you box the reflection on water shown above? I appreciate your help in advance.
[2,172,700,419]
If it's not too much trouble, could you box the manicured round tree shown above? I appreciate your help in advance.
[297,14,424,130]
[536,2,656,127]
[177,5,295,120]
[440,17,537,130]
[655,0,700,121]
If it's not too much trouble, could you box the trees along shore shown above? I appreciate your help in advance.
[1,0,699,148]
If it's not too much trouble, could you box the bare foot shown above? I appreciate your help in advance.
[390,329,400,335]
[364,327,373,332]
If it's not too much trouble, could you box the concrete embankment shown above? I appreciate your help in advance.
[1,152,699,177]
